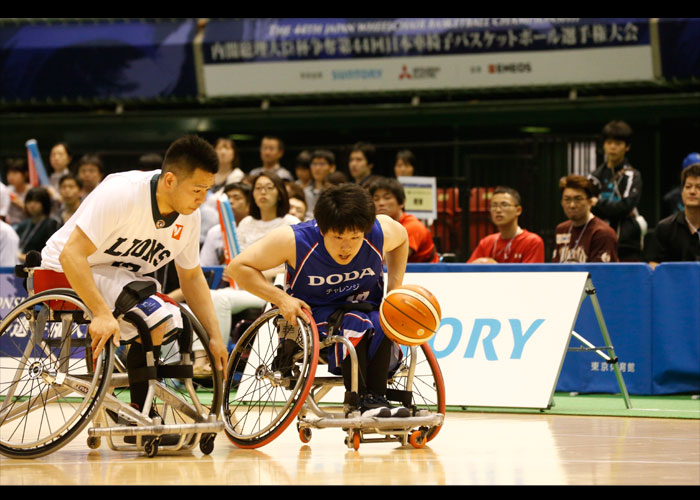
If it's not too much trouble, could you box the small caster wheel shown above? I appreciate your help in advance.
[87,436,101,450]
[144,437,160,458]
[408,430,426,449]
[345,431,360,451]
[199,434,215,455]
[299,427,312,443]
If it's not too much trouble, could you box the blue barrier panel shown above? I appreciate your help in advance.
[651,262,700,395]
[407,263,654,395]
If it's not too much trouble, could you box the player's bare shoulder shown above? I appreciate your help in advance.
[377,214,408,252]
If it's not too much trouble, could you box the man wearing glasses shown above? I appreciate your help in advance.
[552,175,619,263]
[467,186,544,263]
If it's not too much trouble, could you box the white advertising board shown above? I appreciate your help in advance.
[408,272,588,408]
[204,46,654,97]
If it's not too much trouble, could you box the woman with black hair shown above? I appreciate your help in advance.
[15,186,60,263]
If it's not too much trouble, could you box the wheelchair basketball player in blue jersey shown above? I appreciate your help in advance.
[227,183,411,417]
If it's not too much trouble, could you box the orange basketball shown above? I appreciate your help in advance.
[379,285,442,346]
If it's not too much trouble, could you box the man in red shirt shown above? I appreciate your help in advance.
[370,177,439,263]
[468,186,544,264]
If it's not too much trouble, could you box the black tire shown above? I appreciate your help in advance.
[0,290,114,458]
[223,308,319,448]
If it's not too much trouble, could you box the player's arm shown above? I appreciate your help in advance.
[225,225,310,323]
[378,214,409,293]
[175,264,228,373]
[59,226,120,359]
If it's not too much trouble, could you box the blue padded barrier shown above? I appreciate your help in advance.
[651,262,700,395]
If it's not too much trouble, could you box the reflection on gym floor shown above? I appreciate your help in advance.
[1,412,698,486]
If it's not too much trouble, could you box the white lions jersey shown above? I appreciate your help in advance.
[42,170,201,275]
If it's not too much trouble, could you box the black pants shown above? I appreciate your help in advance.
[341,334,393,396]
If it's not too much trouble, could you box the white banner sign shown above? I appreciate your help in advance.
[409,272,588,408]
[203,46,654,96]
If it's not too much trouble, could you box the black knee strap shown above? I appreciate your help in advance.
[113,281,158,317]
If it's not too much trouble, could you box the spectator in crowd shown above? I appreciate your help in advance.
[662,152,700,217]
[304,149,336,218]
[5,158,30,226]
[48,142,74,192]
[14,186,60,263]
[588,120,645,261]
[468,186,544,264]
[199,182,252,267]
[370,176,438,263]
[76,154,105,197]
[57,173,82,224]
[326,170,349,186]
[286,181,311,222]
[138,152,163,171]
[552,175,619,263]
[394,149,416,178]
[0,218,19,266]
[646,164,700,267]
[294,150,313,189]
[248,136,294,182]
[212,137,245,195]
[0,180,10,222]
[0,177,17,265]
[349,142,380,188]
[207,172,300,362]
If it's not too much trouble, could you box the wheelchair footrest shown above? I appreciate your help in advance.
[300,412,443,431]
[88,418,223,438]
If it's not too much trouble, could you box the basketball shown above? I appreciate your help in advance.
[379,284,442,346]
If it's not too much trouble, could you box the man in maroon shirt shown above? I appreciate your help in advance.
[553,175,619,263]
[467,186,544,264]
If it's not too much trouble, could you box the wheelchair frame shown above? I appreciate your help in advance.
[0,268,223,459]
[222,308,445,451]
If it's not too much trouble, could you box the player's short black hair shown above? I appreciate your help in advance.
[310,149,336,166]
[24,186,52,216]
[368,176,406,206]
[681,164,700,187]
[350,142,376,166]
[249,172,290,219]
[314,183,375,235]
[601,120,633,145]
[163,135,218,177]
[493,186,522,206]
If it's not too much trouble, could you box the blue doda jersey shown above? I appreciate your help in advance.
[285,219,385,309]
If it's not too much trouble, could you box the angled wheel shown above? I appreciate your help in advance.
[223,308,319,448]
[0,290,114,458]
[388,343,445,442]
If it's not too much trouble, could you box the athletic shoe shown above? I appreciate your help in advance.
[360,393,391,418]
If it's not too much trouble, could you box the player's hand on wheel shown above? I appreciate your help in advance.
[277,296,311,325]
[88,313,121,360]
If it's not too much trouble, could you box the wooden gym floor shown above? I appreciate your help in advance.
[1,411,698,486]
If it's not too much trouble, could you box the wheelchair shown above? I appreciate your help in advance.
[0,266,223,459]
[222,307,445,451]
